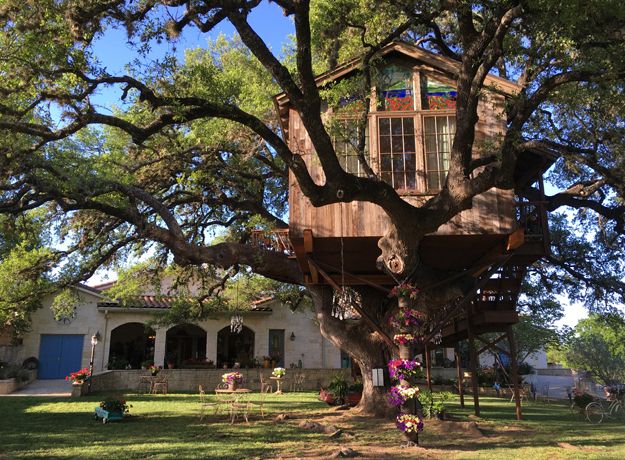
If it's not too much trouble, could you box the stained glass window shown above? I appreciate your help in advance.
[377,65,414,112]
[421,76,457,110]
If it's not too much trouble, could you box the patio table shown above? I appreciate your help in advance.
[214,388,253,423]
[270,377,285,394]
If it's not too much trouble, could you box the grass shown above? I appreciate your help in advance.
[0,392,624,459]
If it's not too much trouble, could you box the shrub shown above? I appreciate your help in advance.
[573,392,594,409]
[0,365,30,382]
[328,374,349,403]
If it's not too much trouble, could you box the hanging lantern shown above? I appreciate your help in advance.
[230,314,243,334]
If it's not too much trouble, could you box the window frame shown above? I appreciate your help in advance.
[368,68,457,195]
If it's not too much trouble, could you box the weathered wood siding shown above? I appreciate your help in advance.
[288,85,515,239]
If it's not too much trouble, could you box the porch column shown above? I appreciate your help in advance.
[154,327,167,367]
[205,326,217,364]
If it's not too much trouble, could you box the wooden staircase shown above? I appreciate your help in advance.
[440,262,526,346]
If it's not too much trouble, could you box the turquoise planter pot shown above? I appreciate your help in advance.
[94,406,124,424]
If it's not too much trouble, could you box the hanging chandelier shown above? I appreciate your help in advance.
[230,314,243,334]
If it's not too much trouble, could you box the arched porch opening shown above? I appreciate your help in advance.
[108,323,155,369]
[164,324,207,368]
[217,325,255,368]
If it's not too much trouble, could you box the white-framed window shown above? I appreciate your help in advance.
[423,115,456,192]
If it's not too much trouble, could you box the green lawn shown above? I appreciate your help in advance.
[1,392,624,459]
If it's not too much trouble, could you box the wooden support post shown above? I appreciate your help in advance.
[507,325,523,420]
[425,344,432,392]
[455,347,465,408]
[466,315,480,417]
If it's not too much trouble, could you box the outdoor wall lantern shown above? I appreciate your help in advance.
[290,332,296,341]
[372,368,385,387]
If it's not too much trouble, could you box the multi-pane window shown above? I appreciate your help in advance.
[424,115,456,191]
[331,118,369,177]
[378,117,416,189]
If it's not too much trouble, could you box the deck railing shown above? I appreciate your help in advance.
[516,201,549,239]
[250,229,294,256]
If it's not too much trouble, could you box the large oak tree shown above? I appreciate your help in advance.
[1,0,625,414]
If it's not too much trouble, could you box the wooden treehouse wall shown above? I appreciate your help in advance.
[288,88,515,240]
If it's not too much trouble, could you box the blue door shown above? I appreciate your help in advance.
[38,335,84,379]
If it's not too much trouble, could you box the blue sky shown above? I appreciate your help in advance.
[91,1,293,80]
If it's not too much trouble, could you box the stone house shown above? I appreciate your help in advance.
[7,283,344,379]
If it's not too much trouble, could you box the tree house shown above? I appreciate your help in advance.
[274,44,555,419]
[274,42,554,291]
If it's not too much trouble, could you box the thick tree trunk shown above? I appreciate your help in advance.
[307,270,467,417]
[308,285,394,417]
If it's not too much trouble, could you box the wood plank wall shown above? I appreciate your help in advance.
[288,88,516,239]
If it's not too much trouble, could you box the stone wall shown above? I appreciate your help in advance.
[90,368,353,393]
[0,370,37,395]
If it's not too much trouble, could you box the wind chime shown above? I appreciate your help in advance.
[230,280,243,334]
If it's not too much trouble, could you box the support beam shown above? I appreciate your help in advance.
[303,229,319,284]
[455,348,465,408]
[307,256,397,352]
[466,309,480,417]
[476,334,508,356]
[425,344,432,392]
[507,325,523,420]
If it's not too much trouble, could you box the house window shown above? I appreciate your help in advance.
[378,117,416,189]
[424,115,455,191]
[331,118,369,177]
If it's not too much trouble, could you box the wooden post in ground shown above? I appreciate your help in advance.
[507,325,523,420]
[466,314,480,416]
[455,347,465,408]
[425,343,432,391]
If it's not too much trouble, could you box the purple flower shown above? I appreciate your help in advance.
[388,359,422,381]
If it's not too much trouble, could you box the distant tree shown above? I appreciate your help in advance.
[562,314,625,386]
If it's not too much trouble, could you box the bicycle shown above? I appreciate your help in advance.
[585,397,625,424]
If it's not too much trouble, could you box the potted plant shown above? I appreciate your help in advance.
[148,364,161,376]
[94,397,130,424]
[222,371,243,391]
[346,381,363,406]
[396,413,424,445]
[326,374,348,405]
[66,367,90,385]
[271,367,286,379]
[66,367,90,396]
[165,352,176,369]
[262,356,271,368]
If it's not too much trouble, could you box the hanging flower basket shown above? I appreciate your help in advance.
[393,333,422,345]
[389,283,420,300]
[387,385,420,407]
[389,308,425,330]
[387,359,423,381]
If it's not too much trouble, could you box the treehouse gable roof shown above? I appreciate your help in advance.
[274,41,521,138]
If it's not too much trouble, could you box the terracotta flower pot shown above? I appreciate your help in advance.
[227,381,239,391]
